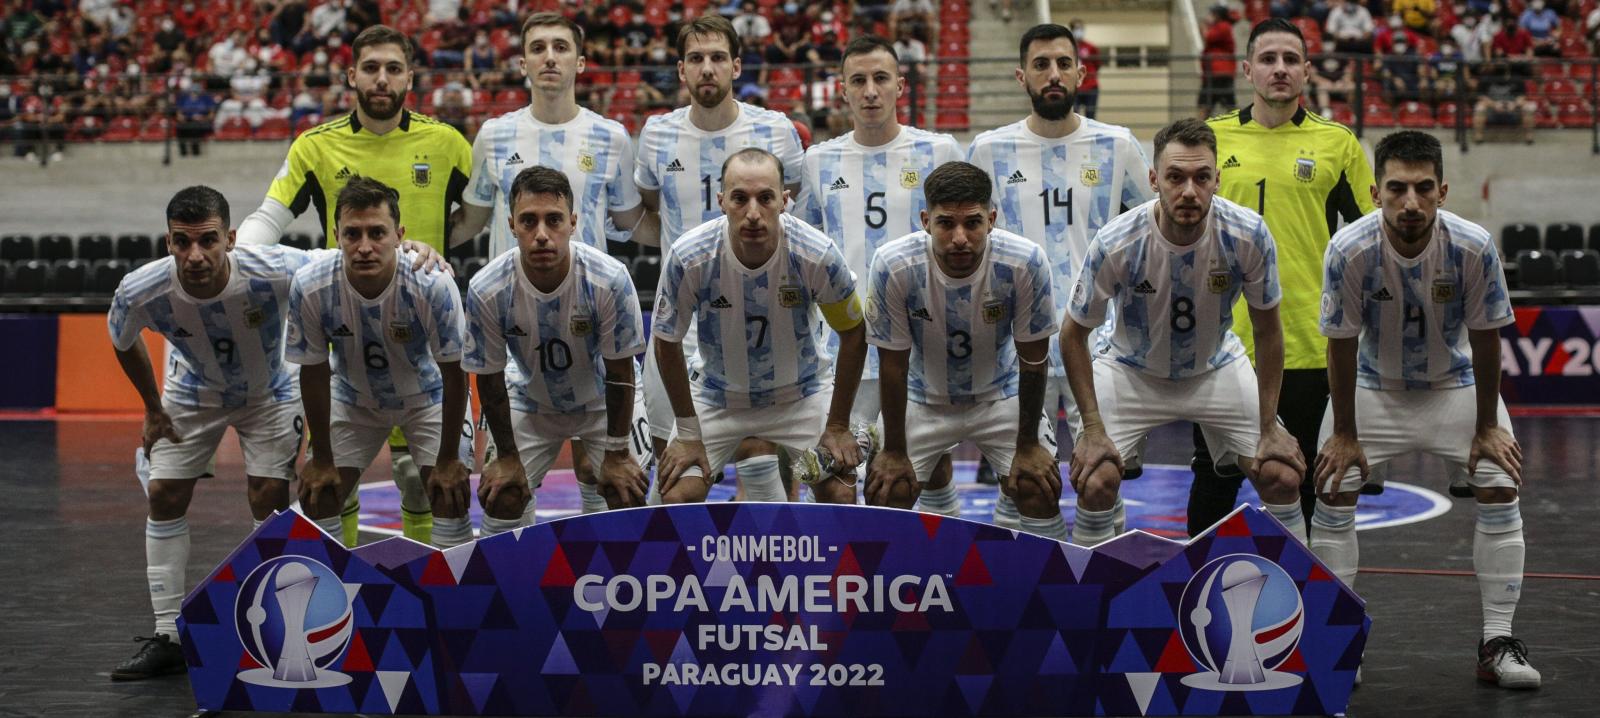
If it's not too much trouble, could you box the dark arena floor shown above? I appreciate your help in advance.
[2,414,1596,717]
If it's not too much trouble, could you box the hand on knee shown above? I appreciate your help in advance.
[1248,459,1302,504]
[881,477,919,509]
[1473,486,1519,504]
[1078,465,1121,512]
[484,481,529,519]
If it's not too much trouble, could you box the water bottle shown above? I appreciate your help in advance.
[791,424,881,486]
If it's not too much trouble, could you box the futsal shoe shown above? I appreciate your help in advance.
[1448,475,1474,498]
[975,456,997,485]
[110,635,186,681]
[1477,636,1542,689]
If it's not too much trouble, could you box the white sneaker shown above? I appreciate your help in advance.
[25,152,37,163]
[48,151,63,163]
[1478,636,1542,689]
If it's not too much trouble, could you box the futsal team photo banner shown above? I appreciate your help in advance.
[179,504,1366,717]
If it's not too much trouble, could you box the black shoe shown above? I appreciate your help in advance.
[1477,636,1541,688]
[975,457,997,485]
[110,635,187,681]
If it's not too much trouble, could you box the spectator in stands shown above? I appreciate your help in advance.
[153,17,186,56]
[892,21,927,66]
[1518,0,1562,57]
[1198,4,1237,117]
[465,28,497,72]
[732,1,772,47]
[1490,11,1535,75]
[310,0,347,43]
[1473,59,1535,143]
[856,0,893,26]
[1425,36,1470,105]
[1270,0,1307,19]
[3,1,45,47]
[174,77,215,157]
[1376,14,1425,54]
[430,72,473,136]
[301,46,336,88]
[814,29,843,77]
[811,7,846,43]
[426,0,463,27]
[209,30,250,78]
[738,29,767,93]
[18,80,65,163]
[767,20,811,66]
[1326,0,1376,54]
[1452,10,1492,62]
[1071,18,1101,118]
[641,36,679,107]
[619,8,656,66]
[172,0,212,40]
[1311,55,1355,115]
[1379,32,1426,103]
[989,0,1014,24]
[576,8,614,66]
[1589,4,1600,57]
[268,0,308,53]
[1392,0,1436,36]
[889,0,935,43]
[217,57,280,129]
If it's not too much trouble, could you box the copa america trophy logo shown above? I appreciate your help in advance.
[233,556,356,688]
[1178,554,1306,691]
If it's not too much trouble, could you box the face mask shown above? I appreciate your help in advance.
[1072,28,1085,40]
[1393,43,1408,53]
[783,2,798,13]
[669,12,681,21]
[1464,17,1476,27]
[651,48,667,61]
[161,19,174,31]
[1389,16,1403,29]
[314,51,328,64]
[821,11,834,22]
[1442,44,1456,55]
[1323,58,1339,71]
[182,3,193,11]
[329,37,342,47]
[1532,1,1544,10]
[0,86,10,98]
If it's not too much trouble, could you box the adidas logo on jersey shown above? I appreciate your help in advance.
[507,325,528,336]
[666,159,686,173]
[1222,155,1240,169]
[331,324,354,337]
[829,176,850,191]
[1006,170,1028,185]
[506,153,523,165]
[1133,280,1157,295]
[334,166,352,180]
[911,307,933,321]
[710,295,733,309]
[1371,287,1394,301]
[172,327,193,338]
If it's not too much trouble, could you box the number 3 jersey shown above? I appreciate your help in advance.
[462,243,646,414]
[966,117,1154,344]
[1067,197,1281,380]
[108,244,315,408]
[865,228,1058,405]
[285,251,465,410]
[653,213,857,409]
[1320,210,1513,391]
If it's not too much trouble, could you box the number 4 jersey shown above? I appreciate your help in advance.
[1067,197,1281,380]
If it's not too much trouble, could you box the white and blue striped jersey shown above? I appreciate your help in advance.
[1320,210,1512,391]
[795,126,964,382]
[1067,197,1281,380]
[285,251,466,409]
[465,107,642,256]
[866,228,1057,405]
[108,244,315,408]
[633,102,805,249]
[462,243,645,414]
[652,213,857,409]
[967,117,1154,373]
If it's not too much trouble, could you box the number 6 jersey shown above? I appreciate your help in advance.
[1067,197,1281,380]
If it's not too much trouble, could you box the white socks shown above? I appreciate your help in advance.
[432,516,473,548]
[146,517,190,640]
[314,514,342,537]
[917,484,961,517]
[992,493,1022,529]
[578,482,608,513]
[1111,497,1126,534]
[1475,500,1525,641]
[736,456,785,502]
[520,494,539,526]
[1264,500,1309,545]
[1310,501,1359,587]
[480,515,522,538]
[1072,506,1116,546]
[1021,513,1069,542]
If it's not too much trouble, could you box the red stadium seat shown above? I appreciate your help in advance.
[1436,102,1461,128]
[940,40,968,58]
[138,116,173,141]
[1542,79,1579,103]
[1328,102,1356,126]
[256,117,291,140]
[1535,103,1562,129]
[214,117,252,141]
[101,116,140,142]
[68,115,104,141]
[1398,101,1435,128]
[934,109,968,131]
[293,115,321,137]
[938,62,968,79]
[1363,102,1395,127]
[1559,101,1594,128]
[1537,62,1567,79]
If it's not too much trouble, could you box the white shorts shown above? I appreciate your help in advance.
[147,399,302,481]
[331,401,443,470]
[511,404,652,489]
[1046,374,1083,442]
[1316,385,1518,492]
[642,332,702,441]
[904,396,1056,484]
[1094,358,1263,466]
[850,378,880,427]
[674,389,832,480]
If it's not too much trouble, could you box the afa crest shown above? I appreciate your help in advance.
[570,315,593,336]
[388,321,412,343]
[412,162,432,187]
[778,285,804,308]
[1208,271,1232,294]
[982,301,1005,324]
[899,168,920,189]
[243,306,266,329]
[1080,165,1102,187]
[1432,281,1456,302]
[578,152,597,173]
[1294,157,1316,183]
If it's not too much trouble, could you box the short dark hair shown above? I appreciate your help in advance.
[1018,23,1078,66]
[1373,130,1444,181]
[923,161,993,210]
[719,146,783,186]
[1153,117,1217,162]
[521,11,584,50]
[676,14,740,59]
[1246,18,1306,58]
[166,185,230,229]
[841,35,898,72]
[509,166,575,211]
[335,175,401,227]
[351,24,414,66]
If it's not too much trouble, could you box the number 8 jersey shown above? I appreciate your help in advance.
[1067,197,1281,380]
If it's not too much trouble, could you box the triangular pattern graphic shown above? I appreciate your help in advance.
[1125,672,1161,716]
[375,670,409,713]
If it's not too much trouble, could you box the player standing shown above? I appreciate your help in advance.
[286,177,472,548]
[235,25,475,546]
[1060,119,1307,548]
[1314,130,1539,689]
[1190,18,1377,536]
[634,15,806,491]
[652,149,867,505]
[464,167,651,529]
[966,22,1154,528]
[864,163,1061,534]
[793,35,963,492]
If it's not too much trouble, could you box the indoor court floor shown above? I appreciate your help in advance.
[1,413,1595,717]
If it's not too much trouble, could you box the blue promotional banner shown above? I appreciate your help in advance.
[179,505,1368,716]
[1499,306,1600,404]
